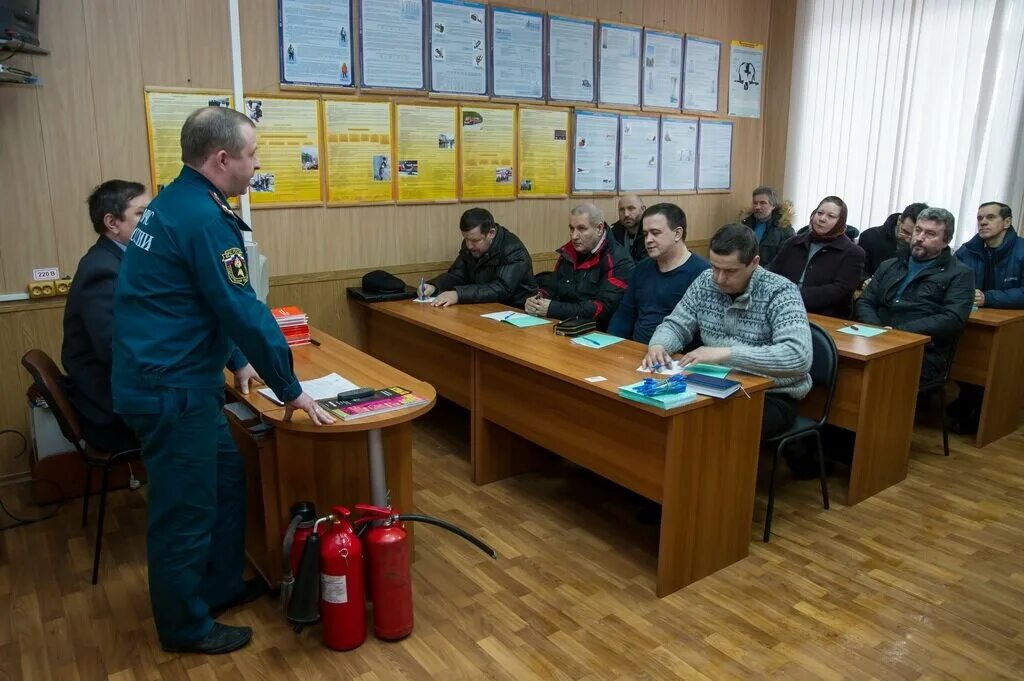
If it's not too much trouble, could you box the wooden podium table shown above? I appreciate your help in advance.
[805,315,929,505]
[951,308,1024,447]
[360,300,773,597]
[224,327,436,585]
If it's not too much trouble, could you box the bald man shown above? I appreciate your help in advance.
[611,193,648,262]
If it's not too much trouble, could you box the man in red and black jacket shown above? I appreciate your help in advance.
[526,203,634,329]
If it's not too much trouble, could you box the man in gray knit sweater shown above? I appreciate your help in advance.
[643,223,813,439]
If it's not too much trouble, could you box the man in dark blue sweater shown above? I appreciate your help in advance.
[608,203,709,343]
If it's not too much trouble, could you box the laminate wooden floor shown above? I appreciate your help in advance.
[2,401,1023,680]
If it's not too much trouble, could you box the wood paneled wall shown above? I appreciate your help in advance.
[0,0,796,478]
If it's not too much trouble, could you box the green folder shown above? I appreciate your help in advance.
[570,332,625,348]
[837,325,887,338]
[685,363,731,378]
[502,313,552,328]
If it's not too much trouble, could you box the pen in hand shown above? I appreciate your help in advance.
[418,277,426,301]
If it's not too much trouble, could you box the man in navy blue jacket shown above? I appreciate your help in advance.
[949,201,1024,433]
[62,180,150,453]
[608,203,709,343]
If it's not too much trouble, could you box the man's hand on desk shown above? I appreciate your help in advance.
[233,363,264,395]
[419,282,437,299]
[524,295,551,317]
[974,289,986,307]
[679,346,731,367]
[431,290,459,308]
[284,393,336,425]
[642,344,674,370]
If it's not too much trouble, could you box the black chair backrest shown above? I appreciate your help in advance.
[21,349,86,454]
[940,332,962,382]
[807,322,840,426]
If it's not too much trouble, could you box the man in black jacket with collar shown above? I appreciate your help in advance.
[741,186,795,266]
[855,207,974,384]
[857,202,928,281]
[62,180,151,452]
[610,193,648,262]
[422,208,537,307]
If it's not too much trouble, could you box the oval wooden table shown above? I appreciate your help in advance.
[224,327,436,585]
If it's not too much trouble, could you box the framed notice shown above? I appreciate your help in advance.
[658,116,698,193]
[395,103,459,202]
[683,35,720,113]
[697,118,733,192]
[460,105,515,200]
[490,6,544,100]
[360,0,425,91]
[518,106,569,198]
[279,0,355,88]
[598,22,642,108]
[243,96,323,206]
[547,15,596,104]
[429,0,488,96]
[618,114,660,193]
[642,29,683,111]
[144,89,233,194]
[572,109,619,194]
[324,99,395,205]
[728,40,764,118]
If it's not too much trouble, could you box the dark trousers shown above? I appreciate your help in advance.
[115,385,246,647]
[761,393,798,440]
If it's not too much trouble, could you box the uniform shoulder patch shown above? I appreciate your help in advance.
[221,247,249,286]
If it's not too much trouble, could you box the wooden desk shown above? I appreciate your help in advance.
[361,300,774,597]
[805,315,929,505]
[951,308,1024,447]
[224,327,436,585]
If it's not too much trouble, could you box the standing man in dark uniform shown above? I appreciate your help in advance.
[112,106,334,655]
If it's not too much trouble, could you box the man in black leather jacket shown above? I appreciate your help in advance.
[423,208,537,308]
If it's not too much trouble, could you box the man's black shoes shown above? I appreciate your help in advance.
[209,577,270,618]
[162,623,253,655]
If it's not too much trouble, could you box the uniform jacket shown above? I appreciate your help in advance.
[61,236,127,432]
[112,166,301,403]
[540,235,634,328]
[855,247,974,380]
[429,226,537,307]
[955,228,1024,308]
[610,220,648,263]
[768,231,865,318]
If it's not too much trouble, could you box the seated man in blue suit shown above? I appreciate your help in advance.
[948,201,1024,433]
[61,180,151,452]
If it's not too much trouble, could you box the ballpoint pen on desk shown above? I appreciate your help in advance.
[309,338,321,347]
[503,311,517,320]
[576,335,601,347]
[418,277,426,301]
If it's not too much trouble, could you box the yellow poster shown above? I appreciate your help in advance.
[459,106,516,201]
[244,96,322,205]
[324,100,394,204]
[517,107,569,197]
[144,90,232,194]
[396,104,458,203]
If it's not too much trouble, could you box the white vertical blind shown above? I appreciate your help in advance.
[785,0,1024,246]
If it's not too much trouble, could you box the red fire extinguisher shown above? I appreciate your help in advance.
[318,506,367,651]
[355,504,497,641]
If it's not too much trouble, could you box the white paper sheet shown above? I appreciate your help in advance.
[258,372,361,405]
[548,15,595,102]
[642,30,682,109]
[361,0,424,89]
[683,35,720,112]
[598,22,641,107]
[429,0,487,95]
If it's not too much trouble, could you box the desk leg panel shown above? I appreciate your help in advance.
[847,346,923,505]
[975,321,1024,447]
[657,392,764,596]
[367,312,472,409]
[473,352,667,502]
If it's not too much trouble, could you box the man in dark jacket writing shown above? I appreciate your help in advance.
[855,207,974,384]
[422,208,537,308]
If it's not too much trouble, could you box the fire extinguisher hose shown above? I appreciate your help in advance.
[395,514,498,559]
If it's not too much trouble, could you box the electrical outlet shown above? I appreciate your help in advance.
[54,276,72,295]
[28,280,56,298]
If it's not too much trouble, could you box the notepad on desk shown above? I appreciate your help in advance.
[618,381,698,409]
[837,325,887,338]
[480,311,552,327]
[570,332,624,348]
[257,372,360,405]
[636,361,731,378]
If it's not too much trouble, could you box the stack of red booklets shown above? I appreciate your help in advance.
[271,306,310,347]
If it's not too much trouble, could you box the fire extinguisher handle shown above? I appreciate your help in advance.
[354,503,393,519]
[331,505,352,518]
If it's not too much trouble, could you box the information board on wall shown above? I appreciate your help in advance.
[598,22,641,108]
[573,109,619,193]
[658,116,698,192]
[279,0,354,88]
[144,90,232,194]
[429,0,488,95]
[361,0,425,90]
[244,96,323,205]
[491,6,544,99]
[683,35,720,113]
[396,103,459,202]
[618,114,660,192]
[517,107,569,197]
[728,40,764,118]
[697,118,733,191]
[324,99,394,204]
[460,106,515,200]
[642,30,683,110]
[547,15,595,104]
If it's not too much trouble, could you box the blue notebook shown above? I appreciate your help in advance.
[618,381,698,409]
